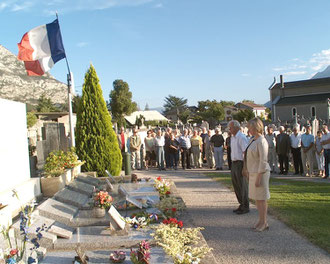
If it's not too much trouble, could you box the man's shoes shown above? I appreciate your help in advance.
[322,175,329,179]
[283,172,288,175]
[233,207,241,213]
[216,168,220,171]
[279,171,283,175]
[236,208,250,214]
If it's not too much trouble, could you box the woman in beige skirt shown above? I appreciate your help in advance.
[246,118,271,232]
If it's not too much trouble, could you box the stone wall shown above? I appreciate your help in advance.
[275,103,328,122]
[0,98,41,227]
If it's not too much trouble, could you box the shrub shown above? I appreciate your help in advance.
[44,148,84,177]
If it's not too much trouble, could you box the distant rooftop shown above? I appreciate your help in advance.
[125,110,168,124]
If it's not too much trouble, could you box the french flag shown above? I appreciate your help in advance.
[17,19,66,76]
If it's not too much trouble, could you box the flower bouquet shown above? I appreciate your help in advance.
[109,251,126,263]
[93,191,113,210]
[154,176,171,196]
[162,218,183,228]
[130,241,151,264]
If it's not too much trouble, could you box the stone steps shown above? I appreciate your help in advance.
[66,180,95,196]
[54,188,91,209]
[12,214,57,248]
[37,198,79,227]
[52,226,153,251]
[76,174,101,186]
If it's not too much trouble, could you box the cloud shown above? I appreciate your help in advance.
[77,42,89,47]
[0,0,155,14]
[283,71,307,76]
[153,3,163,8]
[11,1,34,12]
[271,48,330,78]
[0,2,8,10]
[309,48,330,71]
[241,73,251,77]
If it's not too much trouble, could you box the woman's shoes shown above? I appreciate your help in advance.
[255,223,269,232]
[251,222,260,229]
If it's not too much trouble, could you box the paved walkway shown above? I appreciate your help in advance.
[134,168,330,264]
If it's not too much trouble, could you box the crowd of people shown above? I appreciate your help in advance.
[117,120,330,232]
[117,122,330,179]
[117,126,227,171]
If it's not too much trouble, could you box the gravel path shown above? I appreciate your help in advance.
[134,168,330,264]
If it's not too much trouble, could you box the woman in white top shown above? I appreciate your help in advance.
[315,130,325,177]
[246,118,271,232]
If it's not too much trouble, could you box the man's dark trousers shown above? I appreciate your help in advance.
[231,160,249,210]
[291,147,303,174]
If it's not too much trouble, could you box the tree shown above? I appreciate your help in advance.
[242,99,255,104]
[26,112,37,128]
[144,103,150,111]
[163,95,188,115]
[72,95,82,113]
[232,109,255,122]
[220,100,235,107]
[36,93,59,112]
[265,108,271,121]
[194,100,225,127]
[109,80,137,128]
[76,64,122,176]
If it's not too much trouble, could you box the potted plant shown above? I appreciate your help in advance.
[93,190,113,218]
[41,148,84,197]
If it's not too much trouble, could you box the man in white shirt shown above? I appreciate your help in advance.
[290,125,303,175]
[154,129,166,171]
[228,120,249,214]
[321,125,330,179]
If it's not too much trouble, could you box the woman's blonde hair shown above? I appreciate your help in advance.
[248,117,264,134]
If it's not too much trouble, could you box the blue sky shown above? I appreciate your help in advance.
[1,0,330,109]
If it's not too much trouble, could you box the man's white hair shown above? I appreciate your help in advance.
[228,120,240,128]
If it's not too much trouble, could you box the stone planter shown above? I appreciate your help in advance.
[94,207,106,218]
[41,175,66,197]
[72,163,82,178]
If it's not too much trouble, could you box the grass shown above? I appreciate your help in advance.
[206,172,330,253]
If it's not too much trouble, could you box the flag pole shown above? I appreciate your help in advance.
[56,12,75,148]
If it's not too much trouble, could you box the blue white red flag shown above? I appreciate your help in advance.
[17,19,66,76]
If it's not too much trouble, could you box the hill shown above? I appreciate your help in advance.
[0,44,67,106]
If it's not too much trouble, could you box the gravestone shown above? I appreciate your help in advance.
[54,188,90,209]
[66,181,95,196]
[105,178,114,192]
[108,205,128,236]
[105,170,116,183]
[37,198,79,227]
[126,196,143,209]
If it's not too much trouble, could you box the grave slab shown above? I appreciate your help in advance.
[54,188,90,209]
[48,222,75,239]
[66,180,95,196]
[40,247,173,264]
[76,174,100,186]
[53,226,153,250]
[72,210,111,227]
[13,214,57,248]
[37,198,79,227]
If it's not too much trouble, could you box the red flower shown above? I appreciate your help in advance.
[157,176,162,181]
[10,249,18,256]
[166,191,171,195]
[177,221,183,228]
[171,208,177,212]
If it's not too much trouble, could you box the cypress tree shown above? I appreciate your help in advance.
[76,64,122,176]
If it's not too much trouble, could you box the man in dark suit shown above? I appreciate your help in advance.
[276,126,291,175]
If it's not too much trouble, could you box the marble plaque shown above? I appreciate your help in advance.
[108,205,126,230]
[126,196,143,209]
[105,170,116,183]
[118,185,129,197]
[105,178,114,192]
[48,225,73,239]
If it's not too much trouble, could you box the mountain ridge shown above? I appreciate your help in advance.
[0,44,67,106]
